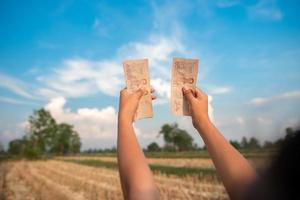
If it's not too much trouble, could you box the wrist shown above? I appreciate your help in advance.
[194,117,212,133]
[118,112,133,125]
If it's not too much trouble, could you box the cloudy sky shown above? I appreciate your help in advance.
[0,0,300,150]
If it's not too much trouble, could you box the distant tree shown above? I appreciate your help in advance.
[8,108,81,158]
[28,108,57,153]
[241,137,248,149]
[147,142,160,152]
[159,124,177,147]
[159,123,194,151]
[263,141,274,149]
[110,146,117,153]
[285,127,296,140]
[8,139,25,155]
[69,130,81,154]
[50,123,81,154]
[173,130,194,151]
[229,140,241,149]
[248,137,261,149]
[0,142,4,154]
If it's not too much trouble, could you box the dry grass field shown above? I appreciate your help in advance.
[58,156,215,168]
[0,158,229,200]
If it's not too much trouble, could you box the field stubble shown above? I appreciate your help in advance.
[0,160,228,200]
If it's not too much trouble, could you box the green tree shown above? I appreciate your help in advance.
[159,123,194,151]
[8,139,25,155]
[285,127,295,140]
[69,130,81,154]
[0,142,4,154]
[147,142,160,152]
[229,140,241,149]
[173,130,194,151]
[50,123,81,154]
[8,108,81,157]
[159,123,177,146]
[263,141,274,149]
[28,108,57,153]
[241,137,248,149]
[248,137,260,149]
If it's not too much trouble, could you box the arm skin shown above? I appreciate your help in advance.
[117,88,160,200]
[183,87,257,200]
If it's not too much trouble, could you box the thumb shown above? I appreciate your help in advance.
[135,88,146,99]
[182,87,195,104]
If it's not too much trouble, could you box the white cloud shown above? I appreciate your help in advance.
[0,96,35,106]
[236,116,245,125]
[151,78,171,99]
[208,95,214,122]
[208,86,232,95]
[0,73,36,99]
[248,0,283,21]
[249,90,300,106]
[44,97,118,149]
[257,116,272,124]
[118,35,186,77]
[37,59,123,98]
[44,96,160,149]
[281,90,300,98]
[249,97,268,105]
[36,31,188,102]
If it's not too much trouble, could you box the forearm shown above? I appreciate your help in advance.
[117,116,159,199]
[195,120,257,200]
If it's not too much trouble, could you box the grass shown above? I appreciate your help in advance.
[58,158,219,181]
[78,149,276,159]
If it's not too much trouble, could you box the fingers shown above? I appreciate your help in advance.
[195,87,207,100]
[120,87,127,94]
[122,86,156,100]
[135,88,146,98]
[151,88,155,93]
[182,86,195,104]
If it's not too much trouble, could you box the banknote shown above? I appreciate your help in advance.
[171,57,199,116]
[123,59,153,120]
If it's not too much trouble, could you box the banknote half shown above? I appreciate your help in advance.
[123,59,153,120]
[171,57,199,116]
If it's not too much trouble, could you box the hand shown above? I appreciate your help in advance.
[118,88,156,123]
[182,86,211,130]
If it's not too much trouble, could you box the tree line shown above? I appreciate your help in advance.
[146,124,298,152]
[81,123,299,153]
[6,108,81,158]
[2,109,298,157]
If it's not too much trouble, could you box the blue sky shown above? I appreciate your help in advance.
[0,0,300,150]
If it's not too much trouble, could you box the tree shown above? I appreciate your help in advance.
[248,137,260,149]
[69,130,81,154]
[8,139,25,155]
[48,123,80,154]
[8,108,81,157]
[229,140,241,149]
[241,137,248,149]
[173,130,194,151]
[0,142,4,154]
[28,108,57,152]
[159,124,177,146]
[285,127,296,140]
[159,123,194,151]
[263,141,274,149]
[147,142,160,152]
